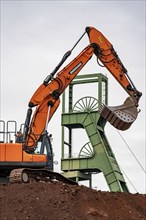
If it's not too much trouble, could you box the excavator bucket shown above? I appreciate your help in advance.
[99,97,138,131]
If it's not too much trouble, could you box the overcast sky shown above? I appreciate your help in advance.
[1,1,145,193]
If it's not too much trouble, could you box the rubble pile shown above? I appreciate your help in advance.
[0,181,145,220]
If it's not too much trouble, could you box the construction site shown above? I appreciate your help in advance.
[0,25,145,220]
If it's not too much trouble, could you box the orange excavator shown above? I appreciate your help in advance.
[0,27,142,183]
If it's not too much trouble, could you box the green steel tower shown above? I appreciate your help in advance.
[61,73,129,192]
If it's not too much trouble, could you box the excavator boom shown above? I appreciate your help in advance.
[25,46,95,148]
[23,26,142,150]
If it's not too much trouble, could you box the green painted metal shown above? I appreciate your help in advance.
[61,73,129,192]
[61,170,92,187]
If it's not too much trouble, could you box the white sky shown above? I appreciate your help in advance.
[0,0,145,193]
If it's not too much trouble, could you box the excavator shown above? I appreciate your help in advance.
[0,26,142,184]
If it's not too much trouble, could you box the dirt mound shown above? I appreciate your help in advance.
[0,181,146,220]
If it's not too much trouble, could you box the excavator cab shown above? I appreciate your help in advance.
[34,132,54,170]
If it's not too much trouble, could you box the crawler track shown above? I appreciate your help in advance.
[9,168,78,185]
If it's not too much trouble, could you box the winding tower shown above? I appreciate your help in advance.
[61,73,129,192]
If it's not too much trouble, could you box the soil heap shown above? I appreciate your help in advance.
[0,181,146,220]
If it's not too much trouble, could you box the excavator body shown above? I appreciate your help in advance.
[0,120,76,184]
[0,26,142,183]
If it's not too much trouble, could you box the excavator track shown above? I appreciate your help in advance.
[99,97,138,130]
[9,168,78,185]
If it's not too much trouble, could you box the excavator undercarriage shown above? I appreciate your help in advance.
[9,168,77,185]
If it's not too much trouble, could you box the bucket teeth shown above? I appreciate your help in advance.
[99,97,138,131]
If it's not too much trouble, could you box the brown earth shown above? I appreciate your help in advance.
[0,181,146,220]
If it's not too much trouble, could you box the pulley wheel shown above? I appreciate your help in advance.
[73,96,98,113]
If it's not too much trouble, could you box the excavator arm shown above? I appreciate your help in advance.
[86,27,141,105]
[23,26,142,150]
[86,27,142,130]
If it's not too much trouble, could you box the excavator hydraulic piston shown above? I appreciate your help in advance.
[23,108,32,142]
